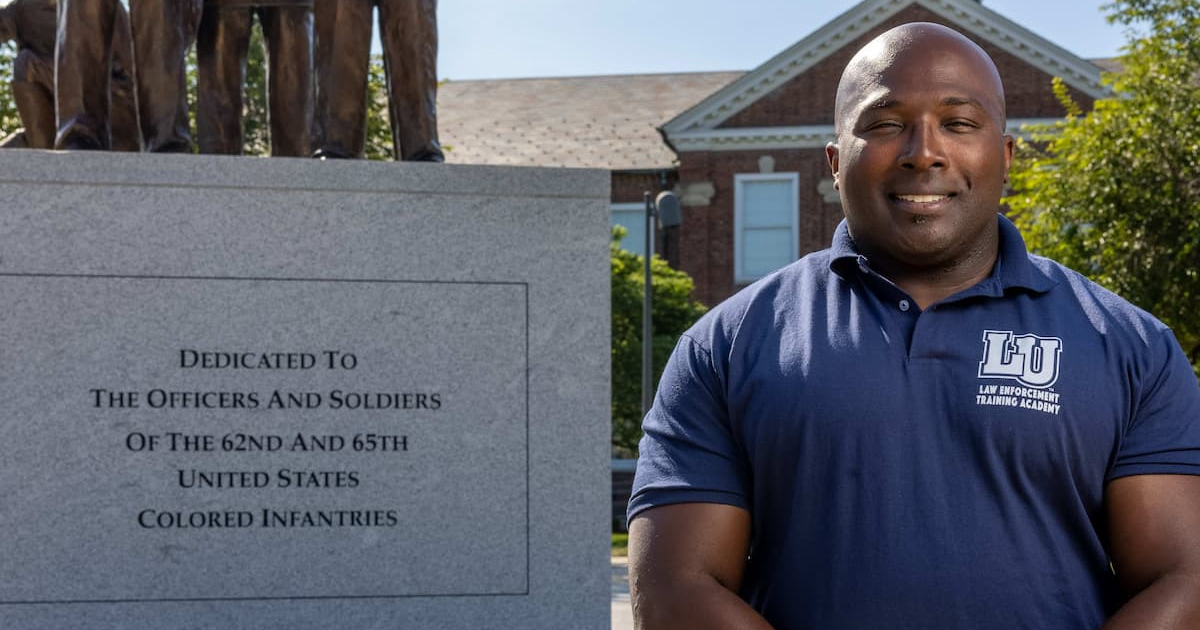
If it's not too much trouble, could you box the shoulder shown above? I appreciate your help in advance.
[1025,253,1189,399]
[1029,254,1171,342]
[683,249,837,354]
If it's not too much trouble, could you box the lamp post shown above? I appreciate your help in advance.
[642,190,682,417]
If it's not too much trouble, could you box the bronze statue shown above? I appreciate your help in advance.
[0,0,55,148]
[55,0,201,151]
[196,0,313,156]
[0,0,138,150]
[312,0,443,161]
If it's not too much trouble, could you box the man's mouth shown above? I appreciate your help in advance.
[893,194,952,203]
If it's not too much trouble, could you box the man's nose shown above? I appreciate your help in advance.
[897,122,946,170]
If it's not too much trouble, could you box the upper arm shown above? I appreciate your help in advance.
[628,332,752,522]
[1105,329,1200,593]
[628,502,761,630]
[1106,474,1200,594]
[624,323,769,628]
[628,502,752,595]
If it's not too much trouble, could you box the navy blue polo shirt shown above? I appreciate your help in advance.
[629,215,1200,630]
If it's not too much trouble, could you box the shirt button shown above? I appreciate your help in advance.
[899,299,910,312]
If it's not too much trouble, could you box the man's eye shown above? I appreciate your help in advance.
[945,120,978,131]
[865,121,902,132]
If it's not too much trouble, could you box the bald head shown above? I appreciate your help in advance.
[834,23,1007,135]
[822,20,1016,286]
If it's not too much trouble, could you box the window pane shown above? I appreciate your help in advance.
[611,208,646,257]
[742,228,793,278]
[742,180,793,228]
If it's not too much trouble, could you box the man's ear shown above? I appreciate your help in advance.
[1001,133,1014,183]
[825,142,840,189]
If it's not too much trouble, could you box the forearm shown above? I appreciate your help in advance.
[632,574,776,630]
[1100,572,1200,630]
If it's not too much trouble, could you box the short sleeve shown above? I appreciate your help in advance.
[1108,329,1200,480]
[627,332,751,522]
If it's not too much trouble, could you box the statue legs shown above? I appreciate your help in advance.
[12,48,54,149]
[312,0,371,159]
[109,6,142,152]
[54,0,118,150]
[129,0,202,152]
[197,5,252,154]
[378,0,442,162]
[260,6,312,157]
[0,130,29,148]
[56,0,195,152]
[198,5,312,156]
[313,0,441,161]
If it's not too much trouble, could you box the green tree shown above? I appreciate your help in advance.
[363,55,393,160]
[0,42,23,140]
[241,23,270,156]
[611,226,708,457]
[1006,0,1200,370]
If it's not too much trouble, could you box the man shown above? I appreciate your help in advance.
[310,0,442,161]
[55,0,201,151]
[196,0,312,156]
[1,0,139,150]
[627,23,1200,630]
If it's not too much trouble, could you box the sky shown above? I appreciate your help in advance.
[429,0,1135,81]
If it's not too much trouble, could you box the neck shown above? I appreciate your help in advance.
[869,242,998,310]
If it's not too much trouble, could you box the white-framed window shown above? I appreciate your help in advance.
[611,202,650,257]
[734,173,799,282]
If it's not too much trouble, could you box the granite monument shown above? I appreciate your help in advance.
[0,151,610,629]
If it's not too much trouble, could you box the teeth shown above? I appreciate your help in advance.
[897,194,947,203]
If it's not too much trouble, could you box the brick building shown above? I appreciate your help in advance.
[438,0,1114,306]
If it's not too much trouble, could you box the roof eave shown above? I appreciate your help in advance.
[662,0,1109,142]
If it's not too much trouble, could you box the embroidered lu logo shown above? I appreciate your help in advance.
[977,330,1062,389]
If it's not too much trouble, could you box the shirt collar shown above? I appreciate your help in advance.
[829,214,1058,295]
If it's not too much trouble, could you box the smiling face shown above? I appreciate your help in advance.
[826,23,1014,279]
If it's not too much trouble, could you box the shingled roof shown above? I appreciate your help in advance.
[436,72,743,170]
[436,54,1118,170]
